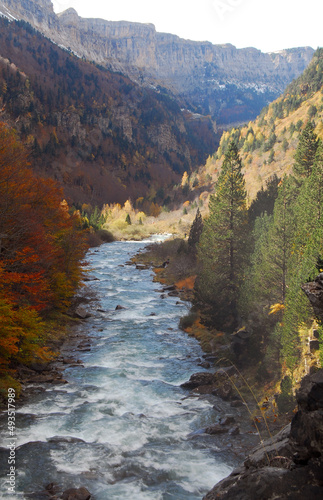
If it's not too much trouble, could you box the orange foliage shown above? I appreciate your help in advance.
[0,123,88,376]
[175,275,197,290]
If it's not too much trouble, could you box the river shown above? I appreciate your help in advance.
[0,236,248,499]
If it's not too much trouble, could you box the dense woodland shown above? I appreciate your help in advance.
[0,18,217,208]
[194,126,323,373]
[182,50,323,410]
[0,124,87,395]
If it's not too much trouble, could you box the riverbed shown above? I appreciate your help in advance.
[0,236,254,499]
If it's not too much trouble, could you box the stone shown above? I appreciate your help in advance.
[74,306,92,319]
[220,415,235,426]
[198,361,211,369]
[61,487,91,500]
[115,305,126,310]
[136,264,149,270]
[230,400,244,408]
[180,372,216,390]
[205,424,229,435]
[203,370,323,499]
[228,425,240,436]
[302,275,323,322]
[313,329,320,339]
[63,357,76,365]
[309,339,320,352]
[212,381,233,400]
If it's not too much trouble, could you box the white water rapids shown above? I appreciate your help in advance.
[0,236,252,499]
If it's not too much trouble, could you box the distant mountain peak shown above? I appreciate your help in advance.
[0,0,314,126]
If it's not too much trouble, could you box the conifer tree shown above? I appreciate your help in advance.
[264,176,296,304]
[293,121,319,178]
[188,208,203,255]
[195,141,249,330]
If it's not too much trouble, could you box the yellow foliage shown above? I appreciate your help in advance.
[269,303,285,315]
[124,199,133,212]
[181,171,189,187]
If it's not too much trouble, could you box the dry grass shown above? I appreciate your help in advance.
[100,197,207,241]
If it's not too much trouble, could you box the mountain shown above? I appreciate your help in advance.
[0,0,314,126]
[194,48,323,202]
[0,16,217,207]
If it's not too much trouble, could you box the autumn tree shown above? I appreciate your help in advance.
[0,123,87,387]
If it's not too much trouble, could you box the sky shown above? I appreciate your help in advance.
[52,0,322,54]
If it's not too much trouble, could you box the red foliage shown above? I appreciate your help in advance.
[0,123,88,375]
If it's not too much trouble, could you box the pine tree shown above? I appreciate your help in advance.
[263,176,296,305]
[195,141,249,330]
[293,121,319,178]
[188,208,203,255]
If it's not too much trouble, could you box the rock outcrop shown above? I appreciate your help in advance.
[203,370,323,499]
[302,273,323,323]
[0,0,314,125]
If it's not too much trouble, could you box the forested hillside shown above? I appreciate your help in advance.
[0,17,217,208]
[192,48,323,202]
[187,49,323,409]
[0,123,88,395]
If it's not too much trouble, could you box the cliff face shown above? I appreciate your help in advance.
[0,0,314,125]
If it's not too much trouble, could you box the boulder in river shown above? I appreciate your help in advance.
[61,486,91,500]
[74,306,92,319]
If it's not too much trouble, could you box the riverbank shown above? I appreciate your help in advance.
[131,238,295,437]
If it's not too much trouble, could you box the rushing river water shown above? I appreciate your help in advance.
[0,236,249,500]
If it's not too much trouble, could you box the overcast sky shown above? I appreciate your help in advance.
[52,0,322,53]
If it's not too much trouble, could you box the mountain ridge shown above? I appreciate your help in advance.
[0,0,314,125]
[0,16,217,206]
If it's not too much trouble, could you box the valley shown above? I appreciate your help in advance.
[0,1,323,499]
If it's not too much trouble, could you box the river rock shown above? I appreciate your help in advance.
[115,304,126,310]
[74,306,92,319]
[198,361,211,369]
[212,380,233,400]
[136,263,150,270]
[205,424,229,435]
[28,361,52,372]
[61,487,91,500]
[162,285,176,291]
[230,400,244,408]
[220,415,235,426]
[180,372,216,390]
[26,372,67,384]
[228,425,240,436]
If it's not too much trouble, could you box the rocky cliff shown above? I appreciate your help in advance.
[203,369,323,499]
[0,0,314,125]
